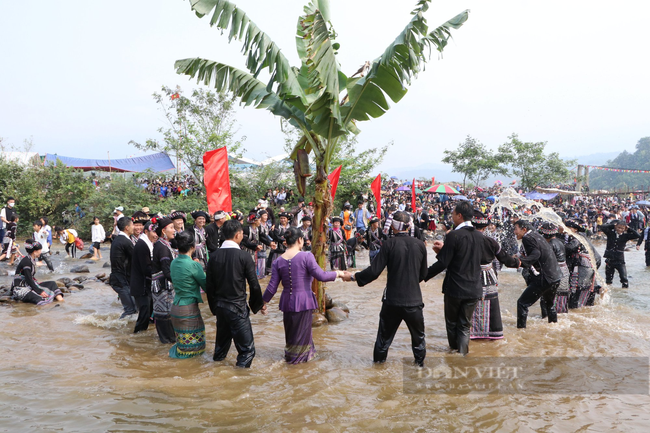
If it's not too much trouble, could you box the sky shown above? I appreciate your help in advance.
[1,0,649,176]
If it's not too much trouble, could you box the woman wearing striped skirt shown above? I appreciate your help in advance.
[169,230,206,359]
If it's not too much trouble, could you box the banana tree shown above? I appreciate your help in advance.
[176,0,469,313]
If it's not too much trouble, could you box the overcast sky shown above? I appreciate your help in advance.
[1,0,649,174]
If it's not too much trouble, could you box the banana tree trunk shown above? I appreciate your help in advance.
[311,163,332,314]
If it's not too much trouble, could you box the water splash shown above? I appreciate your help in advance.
[491,187,608,301]
[74,313,134,329]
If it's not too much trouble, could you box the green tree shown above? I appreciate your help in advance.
[175,0,469,312]
[498,134,576,191]
[442,135,506,188]
[588,137,650,191]
[129,85,244,184]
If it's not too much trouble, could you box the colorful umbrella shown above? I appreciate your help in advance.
[494,180,503,186]
[425,184,460,194]
[396,185,422,193]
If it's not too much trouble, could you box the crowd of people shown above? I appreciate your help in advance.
[5,175,650,367]
[137,174,204,198]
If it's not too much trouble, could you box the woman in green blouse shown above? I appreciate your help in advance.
[169,230,207,359]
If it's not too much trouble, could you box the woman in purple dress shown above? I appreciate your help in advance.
[263,228,348,364]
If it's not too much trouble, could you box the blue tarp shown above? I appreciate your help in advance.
[524,192,558,201]
[44,152,175,173]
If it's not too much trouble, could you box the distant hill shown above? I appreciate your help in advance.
[588,137,650,190]
[569,152,620,167]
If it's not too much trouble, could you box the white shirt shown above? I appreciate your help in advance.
[221,240,240,249]
[454,221,473,230]
[34,229,50,253]
[91,224,106,243]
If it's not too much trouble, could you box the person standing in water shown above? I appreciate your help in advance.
[600,220,639,288]
[354,211,428,366]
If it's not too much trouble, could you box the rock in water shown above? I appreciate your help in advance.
[331,301,349,313]
[55,281,66,289]
[69,283,84,290]
[0,269,8,277]
[73,276,88,283]
[326,307,348,323]
[312,312,328,327]
[103,261,111,268]
[325,292,333,309]
[94,273,106,280]
[79,253,94,260]
[57,278,73,286]
[70,265,90,273]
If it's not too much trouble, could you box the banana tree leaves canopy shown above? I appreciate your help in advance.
[425,184,460,194]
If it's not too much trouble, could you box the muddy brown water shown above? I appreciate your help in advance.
[1,241,650,432]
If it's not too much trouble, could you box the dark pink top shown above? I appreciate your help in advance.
[263,251,337,312]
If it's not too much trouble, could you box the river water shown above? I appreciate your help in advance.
[2,241,650,432]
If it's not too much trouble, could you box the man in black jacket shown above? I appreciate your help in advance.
[425,201,485,355]
[514,220,563,328]
[205,219,267,368]
[354,211,428,366]
[601,220,640,288]
[205,210,228,255]
[110,218,137,319]
[130,221,157,333]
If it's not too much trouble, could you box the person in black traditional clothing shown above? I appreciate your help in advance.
[328,216,347,270]
[538,222,570,316]
[470,211,520,340]
[151,217,178,343]
[299,215,313,251]
[364,216,385,263]
[564,219,602,308]
[425,201,485,355]
[110,217,137,319]
[353,211,428,366]
[268,212,291,271]
[205,210,228,255]
[205,219,267,368]
[130,221,158,333]
[599,220,639,288]
[130,211,150,245]
[514,220,563,328]
[11,239,63,305]
[170,211,186,235]
[242,211,273,279]
[186,210,210,270]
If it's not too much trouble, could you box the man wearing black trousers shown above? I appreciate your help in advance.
[109,218,137,319]
[130,221,157,333]
[514,220,563,328]
[425,201,484,355]
[354,211,428,366]
[205,219,267,368]
[601,220,639,288]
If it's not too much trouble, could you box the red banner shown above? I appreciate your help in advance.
[371,174,382,217]
[411,178,416,212]
[328,165,342,199]
[203,147,232,214]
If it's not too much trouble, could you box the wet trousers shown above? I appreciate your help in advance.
[111,283,137,316]
[444,295,479,355]
[605,260,628,287]
[133,294,152,333]
[517,280,559,328]
[213,306,256,368]
[374,303,426,366]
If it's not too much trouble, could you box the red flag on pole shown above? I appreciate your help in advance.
[203,147,232,214]
[371,174,382,217]
[411,178,416,212]
[431,176,435,186]
[171,93,180,100]
[328,165,342,199]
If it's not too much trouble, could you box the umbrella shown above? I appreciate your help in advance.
[452,195,470,201]
[402,181,412,185]
[637,200,650,206]
[390,176,398,179]
[494,180,503,186]
[395,185,410,191]
[476,187,484,192]
[478,192,488,198]
[487,196,497,202]
[425,184,460,194]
